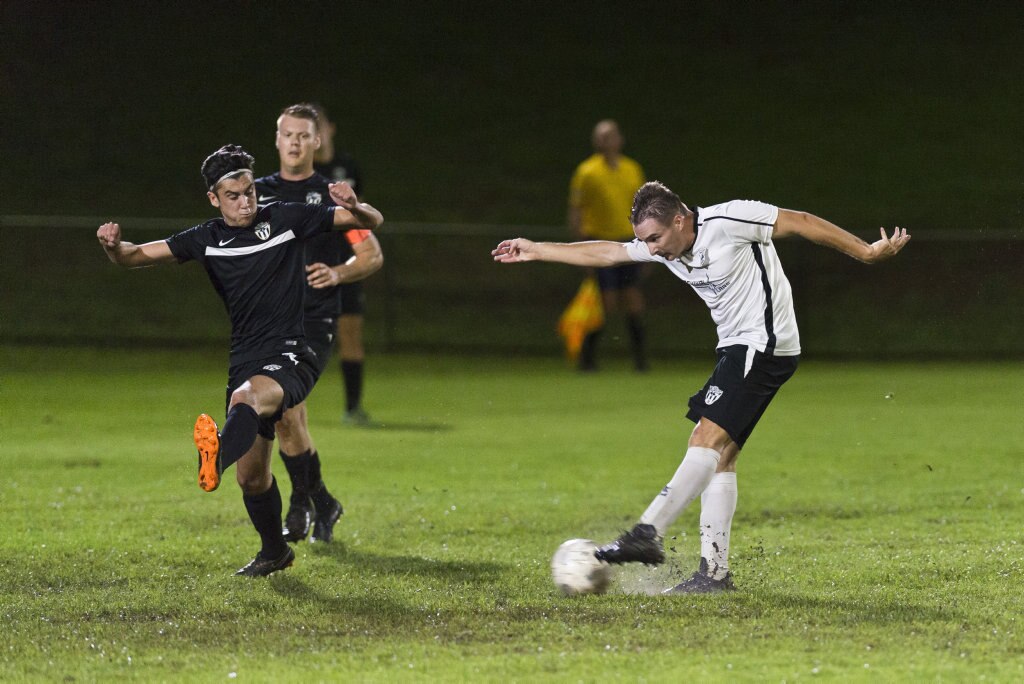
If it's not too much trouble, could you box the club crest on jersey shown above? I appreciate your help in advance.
[305,191,323,205]
[705,385,724,405]
[254,222,272,240]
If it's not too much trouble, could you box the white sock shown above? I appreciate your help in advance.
[700,471,738,580]
[639,447,720,536]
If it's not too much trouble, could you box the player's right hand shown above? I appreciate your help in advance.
[97,222,122,249]
[492,238,535,263]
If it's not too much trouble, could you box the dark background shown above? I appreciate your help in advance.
[2,2,1023,357]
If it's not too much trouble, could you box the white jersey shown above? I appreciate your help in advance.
[625,200,800,356]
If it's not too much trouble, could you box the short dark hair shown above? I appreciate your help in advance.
[278,103,320,130]
[200,144,255,191]
[310,101,329,120]
[630,181,688,226]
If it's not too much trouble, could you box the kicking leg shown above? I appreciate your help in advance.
[595,418,733,565]
[194,375,284,492]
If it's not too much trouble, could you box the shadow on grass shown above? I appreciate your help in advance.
[752,590,966,624]
[305,543,507,583]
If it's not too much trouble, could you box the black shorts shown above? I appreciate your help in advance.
[304,317,336,375]
[686,344,799,448]
[596,263,642,291]
[225,347,321,440]
[339,281,365,316]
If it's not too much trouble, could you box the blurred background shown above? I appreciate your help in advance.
[3,1,1022,359]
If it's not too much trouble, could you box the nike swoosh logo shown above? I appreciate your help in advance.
[258,195,277,202]
[218,238,236,246]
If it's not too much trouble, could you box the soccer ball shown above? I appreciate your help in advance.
[551,538,612,596]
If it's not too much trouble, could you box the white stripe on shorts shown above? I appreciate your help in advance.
[744,345,756,378]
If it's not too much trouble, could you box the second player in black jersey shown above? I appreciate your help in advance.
[312,104,374,426]
[97,144,383,577]
[254,171,349,321]
[255,103,384,545]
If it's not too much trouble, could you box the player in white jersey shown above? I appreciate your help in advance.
[492,181,910,593]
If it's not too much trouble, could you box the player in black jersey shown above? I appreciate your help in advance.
[311,104,373,426]
[97,144,383,577]
[255,103,384,544]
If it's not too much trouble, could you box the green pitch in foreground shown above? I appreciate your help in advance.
[2,347,1022,681]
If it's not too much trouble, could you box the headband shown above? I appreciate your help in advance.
[209,168,251,190]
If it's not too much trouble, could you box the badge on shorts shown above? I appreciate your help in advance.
[262,364,282,372]
[705,385,724,405]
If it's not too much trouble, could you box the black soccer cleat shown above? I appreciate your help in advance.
[282,496,314,543]
[663,557,736,594]
[594,523,665,565]
[310,496,343,543]
[234,546,295,578]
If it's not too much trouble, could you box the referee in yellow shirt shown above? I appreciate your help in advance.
[568,120,648,371]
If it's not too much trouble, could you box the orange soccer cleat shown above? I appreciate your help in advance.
[193,413,222,492]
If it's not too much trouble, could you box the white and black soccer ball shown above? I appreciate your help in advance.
[551,538,612,596]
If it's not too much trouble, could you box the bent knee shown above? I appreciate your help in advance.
[229,386,259,412]
[236,470,272,496]
[689,418,735,453]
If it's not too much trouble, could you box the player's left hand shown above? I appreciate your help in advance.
[328,182,358,207]
[865,227,911,263]
[307,262,341,289]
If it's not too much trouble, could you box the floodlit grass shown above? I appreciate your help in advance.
[2,346,1022,681]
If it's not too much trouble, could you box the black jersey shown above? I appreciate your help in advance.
[314,150,362,195]
[165,201,335,364]
[254,172,349,319]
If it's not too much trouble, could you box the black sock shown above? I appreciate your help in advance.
[340,360,364,412]
[307,450,323,491]
[279,449,312,500]
[242,476,286,558]
[579,329,603,370]
[221,404,260,471]
[627,315,647,370]
[307,451,335,509]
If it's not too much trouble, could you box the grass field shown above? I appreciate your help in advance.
[2,346,1022,681]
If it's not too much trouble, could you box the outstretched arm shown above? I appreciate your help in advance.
[307,233,384,288]
[97,222,176,267]
[772,209,910,264]
[491,238,632,267]
[328,182,383,230]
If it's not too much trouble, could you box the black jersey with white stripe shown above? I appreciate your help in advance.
[165,201,335,364]
[254,172,348,318]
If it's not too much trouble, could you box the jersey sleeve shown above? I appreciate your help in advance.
[283,202,335,240]
[720,200,779,245]
[629,158,646,185]
[165,224,207,264]
[624,238,661,263]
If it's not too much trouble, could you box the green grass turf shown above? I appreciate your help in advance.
[2,346,1022,681]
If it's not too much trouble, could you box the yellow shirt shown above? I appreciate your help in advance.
[569,153,645,240]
